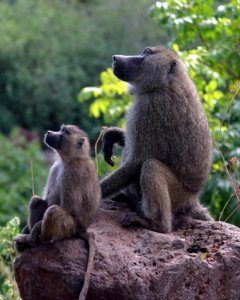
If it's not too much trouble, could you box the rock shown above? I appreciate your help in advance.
[14,199,240,300]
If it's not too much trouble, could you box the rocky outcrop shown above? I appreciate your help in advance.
[14,200,240,300]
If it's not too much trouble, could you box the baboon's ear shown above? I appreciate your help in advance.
[77,137,85,148]
[168,61,177,75]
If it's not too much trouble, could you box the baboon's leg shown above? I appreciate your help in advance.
[28,195,48,230]
[141,159,175,232]
[122,159,195,233]
[41,205,77,242]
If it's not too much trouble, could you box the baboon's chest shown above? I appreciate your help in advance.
[46,171,63,206]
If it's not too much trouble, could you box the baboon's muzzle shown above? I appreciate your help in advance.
[112,54,143,83]
[44,131,62,150]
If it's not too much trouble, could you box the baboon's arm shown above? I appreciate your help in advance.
[102,127,125,166]
[21,225,30,234]
[26,220,42,245]
[101,161,140,197]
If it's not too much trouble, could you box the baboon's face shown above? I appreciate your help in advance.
[44,125,88,156]
[112,46,184,91]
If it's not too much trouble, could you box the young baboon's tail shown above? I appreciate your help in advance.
[79,231,96,300]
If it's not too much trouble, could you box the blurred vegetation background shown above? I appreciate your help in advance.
[0,0,239,298]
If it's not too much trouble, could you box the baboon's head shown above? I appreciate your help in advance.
[112,46,187,92]
[44,125,90,159]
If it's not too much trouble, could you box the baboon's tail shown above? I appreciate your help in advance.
[79,231,96,300]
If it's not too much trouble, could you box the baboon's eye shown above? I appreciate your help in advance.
[77,138,85,148]
[143,48,154,55]
[168,61,177,75]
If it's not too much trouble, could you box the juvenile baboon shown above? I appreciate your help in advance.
[101,46,213,233]
[14,125,101,300]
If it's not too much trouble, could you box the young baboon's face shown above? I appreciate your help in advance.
[112,46,186,91]
[44,125,89,158]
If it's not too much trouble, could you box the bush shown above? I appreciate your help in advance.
[0,217,20,299]
[0,0,165,138]
[0,129,47,226]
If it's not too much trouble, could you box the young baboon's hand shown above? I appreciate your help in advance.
[13,234,30,252]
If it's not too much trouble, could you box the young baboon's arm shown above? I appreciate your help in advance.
[20,196,47,234]
[14,220,43,252]
[21,225,30,234]
[102,127,125,166]
[26,220,43,245]
[101,161,140,197]
[28,196,48,230]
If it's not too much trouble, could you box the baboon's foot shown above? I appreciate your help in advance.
[121,212,171,233]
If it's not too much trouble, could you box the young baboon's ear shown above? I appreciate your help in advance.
[77,137,85,148]
[168,61,177,75]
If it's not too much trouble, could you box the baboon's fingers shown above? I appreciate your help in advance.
[121,212,139,227]
[102,140,115,166]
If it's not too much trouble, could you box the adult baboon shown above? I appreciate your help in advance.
[101,46,213,232]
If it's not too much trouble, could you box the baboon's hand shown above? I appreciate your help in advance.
[14,234,30,252]
[102,136,115,166]
[102,128,125,166]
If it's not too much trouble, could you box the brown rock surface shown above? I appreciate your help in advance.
[14,200,240,300]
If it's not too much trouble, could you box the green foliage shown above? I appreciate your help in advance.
[0,0,164,137]
[0,129,47,226]
[79,0,240,226]
[0,217,20,300]
[79,68,131,127]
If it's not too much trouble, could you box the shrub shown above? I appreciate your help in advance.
[0,0,165,138]
[0,129,47,226]
[0,217,20,299]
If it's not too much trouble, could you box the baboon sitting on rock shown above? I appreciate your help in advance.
[101,46,213,233]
